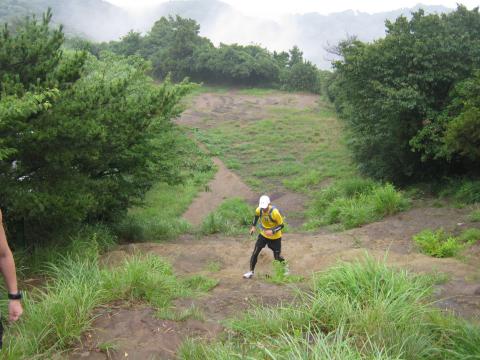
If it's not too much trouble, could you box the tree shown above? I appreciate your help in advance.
[332,5,480,182]
[143,15,208,81]
[288,45,303,67]
[281,61,321,94]
[0,12,193,245]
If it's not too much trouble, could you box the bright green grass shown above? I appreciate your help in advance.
[264,260,303,285]
[305,179,409,230]
[201,198,251,235]
[179,257,480,360]
[116,129,216,241]
[2,233,217,359]
[194,105,356,195]
[414,227,480,258]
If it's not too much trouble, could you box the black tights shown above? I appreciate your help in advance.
[250,234,284,271]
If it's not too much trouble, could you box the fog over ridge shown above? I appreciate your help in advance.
[1,0,454,68]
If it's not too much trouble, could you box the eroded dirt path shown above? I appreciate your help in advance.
[70,90,480,360]
[72,212,480,359]
[182,157,256,225]
[179,89,314,227]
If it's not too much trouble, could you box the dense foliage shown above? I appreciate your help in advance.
[98,16,322,93]
[331,5,480,182]
[0,11,192,245]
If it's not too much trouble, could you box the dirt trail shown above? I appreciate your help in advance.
[182,158,256,225]
[72,216,480,360]
[180,89,314,226]
[70,90,480,360]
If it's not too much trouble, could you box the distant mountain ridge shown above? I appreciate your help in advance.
[0,0,453,68]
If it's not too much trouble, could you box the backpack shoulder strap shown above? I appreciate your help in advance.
[268,206,277,223]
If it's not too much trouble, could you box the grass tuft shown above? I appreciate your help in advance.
[413,228,480,258]
[3,235,217,358]
[265,260,303,285]
[201,198,251,235]
[306,179,409,230]
[469,209,480,222]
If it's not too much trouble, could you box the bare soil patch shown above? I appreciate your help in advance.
[177,90,319,129]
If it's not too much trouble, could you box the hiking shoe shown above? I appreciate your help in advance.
[243,271,254,279]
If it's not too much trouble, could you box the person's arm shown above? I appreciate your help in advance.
[271,209,284,234]
[0,210,23,322]
[249,209,260,235]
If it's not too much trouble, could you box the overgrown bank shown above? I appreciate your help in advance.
[2,228,217,358]
[180,258,480,359]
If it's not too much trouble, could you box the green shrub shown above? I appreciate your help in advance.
[183,257,480,359]
[307,179,408,230]
[413,229,463,257]
[201,198,251,235]
[332,7,480,182]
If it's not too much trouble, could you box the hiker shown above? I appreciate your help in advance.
[0,210,23,324]
[243,195,287,279]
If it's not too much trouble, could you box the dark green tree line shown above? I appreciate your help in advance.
[331,5,480,182]
[99,15,322,93]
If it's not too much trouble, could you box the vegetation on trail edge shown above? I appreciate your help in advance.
[413,227,480,258]
[306,178,409,230]
[179,257,480,360]
[116,128,216,242]
[201,198,252,236]
[194,102,354,195]
[1,231,217,358]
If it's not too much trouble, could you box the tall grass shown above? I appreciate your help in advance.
[438,178,480,205]
[3,233,217,358]
[14,224,117,276]
[180,257,480,360]
[201,198,251,235]
[265,260,303,285]
[306,178,409,230]
[116,129,215,242]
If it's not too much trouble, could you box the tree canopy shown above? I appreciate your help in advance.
[0,10,192,245]
[98,15,322,93]
[330,5,480,182]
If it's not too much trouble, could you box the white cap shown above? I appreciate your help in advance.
[259,195,270,209]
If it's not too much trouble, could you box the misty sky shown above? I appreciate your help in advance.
[107,0,480,18]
